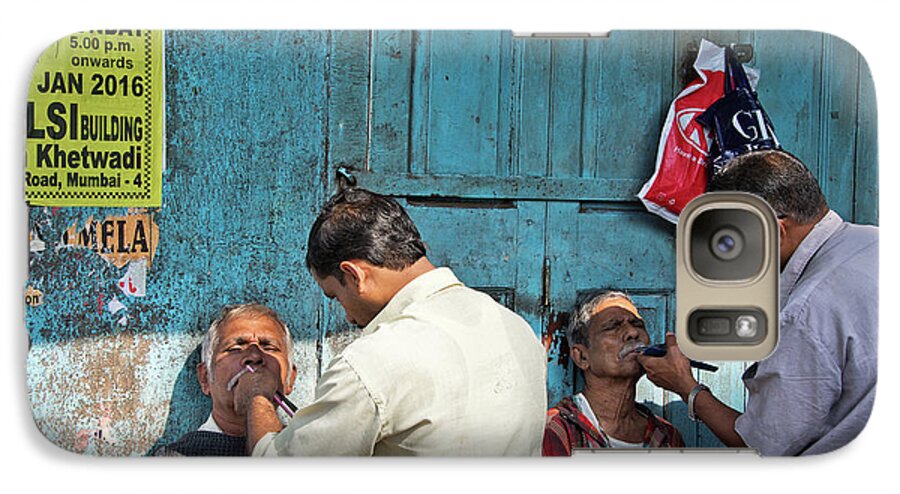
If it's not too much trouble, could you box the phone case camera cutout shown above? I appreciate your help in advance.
[676,192,779,361]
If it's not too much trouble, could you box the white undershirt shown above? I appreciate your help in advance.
[197,414,224,433]
[573,393,644,448]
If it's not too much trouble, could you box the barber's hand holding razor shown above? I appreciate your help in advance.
[231,347,284,416]
[637,333,699,400]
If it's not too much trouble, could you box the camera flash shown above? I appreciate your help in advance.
[735,315,758,339]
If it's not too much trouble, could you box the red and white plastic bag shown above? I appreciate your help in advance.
[637,39,758,223]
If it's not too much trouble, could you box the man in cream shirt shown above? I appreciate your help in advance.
[232,188,547,456]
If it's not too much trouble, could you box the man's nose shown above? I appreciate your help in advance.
[241,344,265,367]
[623,323,642,340]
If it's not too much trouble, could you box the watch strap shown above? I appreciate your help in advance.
[688,383,710,422]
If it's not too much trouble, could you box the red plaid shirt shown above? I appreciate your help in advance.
[542,396,685,455]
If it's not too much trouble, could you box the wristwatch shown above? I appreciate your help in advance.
[687,383,710,422]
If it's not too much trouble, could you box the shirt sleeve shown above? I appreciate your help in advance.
[734,307,843,456]
[252,354,383,456]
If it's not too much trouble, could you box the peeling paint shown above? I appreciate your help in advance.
[544,311,570,368]
[28,331,170,455]
[74,406,118,453]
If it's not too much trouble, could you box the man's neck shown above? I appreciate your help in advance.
[582,377,637,419]
[581,376,644,439]
[780,211,827,269]
[374,257,436,304]
[211,408,246,437]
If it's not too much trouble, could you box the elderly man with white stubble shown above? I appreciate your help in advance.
[151,303,297,456]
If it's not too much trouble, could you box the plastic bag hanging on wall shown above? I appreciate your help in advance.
[697,47,781,176]
[637,39,759,223]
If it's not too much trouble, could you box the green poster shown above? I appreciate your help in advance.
[25,30,163,207]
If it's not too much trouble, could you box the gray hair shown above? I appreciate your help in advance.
[566,291,634,348]
[708,149,827,224]
[201,303,293,381]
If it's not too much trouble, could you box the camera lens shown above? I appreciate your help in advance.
[710,227,743,261]
[716,235,735,254]
[690,208,764,281]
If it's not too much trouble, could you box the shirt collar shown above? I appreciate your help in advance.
[572,393,657,447]
[198,414,224,434]
[362,267,463,333]
[780,210,843,306]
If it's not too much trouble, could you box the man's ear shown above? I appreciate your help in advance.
[339,260,367,293]
[197,362,211,396]
[571,344,591,372]
[776,218,791,266]
[284,364,298,396]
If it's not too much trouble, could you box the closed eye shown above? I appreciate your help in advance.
[600,319,625,332]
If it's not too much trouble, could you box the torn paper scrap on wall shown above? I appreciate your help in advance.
[29,229,46,252]
[107,295,126,314]
[61,213,159,268]
[118,260,147,297]
[25,286,44,307]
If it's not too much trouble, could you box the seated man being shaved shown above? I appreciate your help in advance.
[542,291,684,455]
[151,303,297,456]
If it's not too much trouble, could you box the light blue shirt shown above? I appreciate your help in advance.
[735,211,878,455]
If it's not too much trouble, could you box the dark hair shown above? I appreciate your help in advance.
[305,188,427,281]
[708,150,828,224]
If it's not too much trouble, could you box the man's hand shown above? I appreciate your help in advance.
[638,333,747,447]
[637,333,698,400]
[232,365,279,417]
[229,355,288,454]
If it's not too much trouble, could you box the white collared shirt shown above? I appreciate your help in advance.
[253,267,547,456]
[197,414,224,434]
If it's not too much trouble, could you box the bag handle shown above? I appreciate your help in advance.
[723,46,735,94]
[725,46,753,95]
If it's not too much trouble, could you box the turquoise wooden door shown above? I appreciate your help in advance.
[26,30,877,453]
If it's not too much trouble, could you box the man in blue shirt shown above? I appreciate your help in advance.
[640,150,878,455]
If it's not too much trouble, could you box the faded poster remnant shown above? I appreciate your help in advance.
[61,213,159,268]
[107,295,126,314]
[118,260,147,297]
[25,286,44,307]
[29,229,46,252]
[74,406,118,453]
